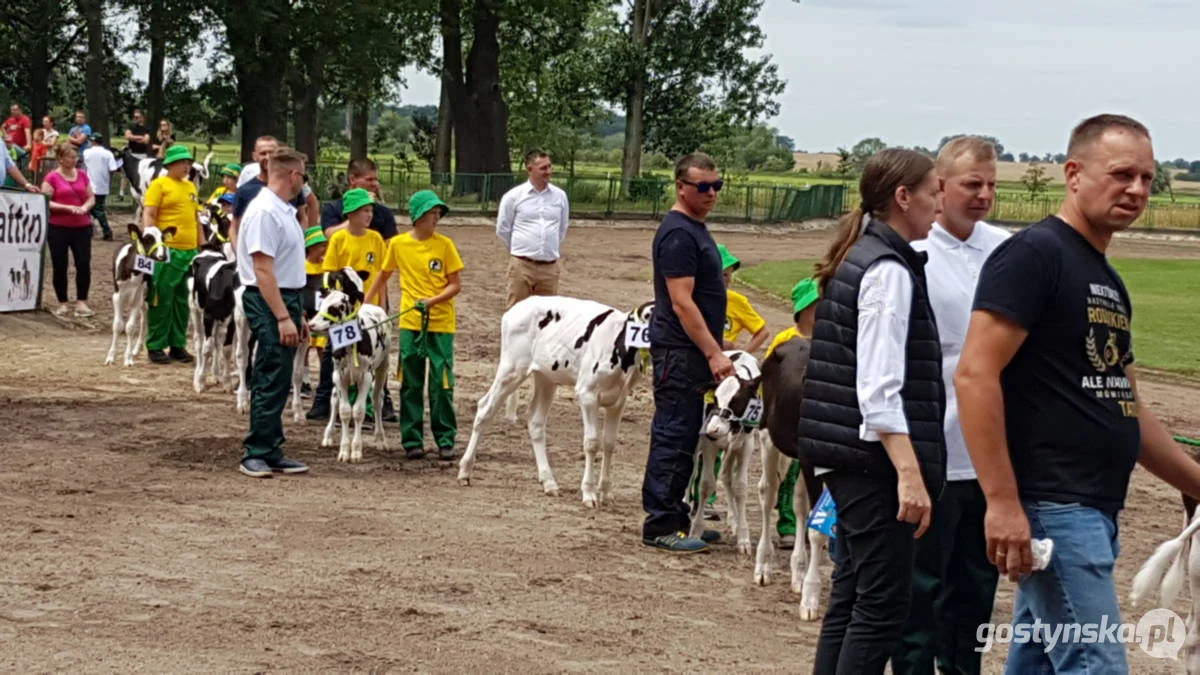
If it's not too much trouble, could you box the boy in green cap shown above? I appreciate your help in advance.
[766,276,820,547]
[208,162,242,205]
[322,188,385,281]
[365,190,463,460]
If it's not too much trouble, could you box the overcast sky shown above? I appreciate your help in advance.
[391,0,1200,159]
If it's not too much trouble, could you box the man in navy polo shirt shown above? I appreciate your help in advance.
[642,152,734,554]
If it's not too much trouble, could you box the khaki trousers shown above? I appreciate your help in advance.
[506,256,561,309]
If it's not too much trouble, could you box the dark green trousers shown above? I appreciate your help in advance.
[147,247,197,351]
[242,287,303,461]
[893,480,999,675]
[775,459,802,536]
[399,330,456,450]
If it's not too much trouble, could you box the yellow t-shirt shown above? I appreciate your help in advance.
[305,259,322,276]
[724,289,766,344]
[144,175,200,250]
[381,231,464,333]
[322,228,386,282]
[766,326,807,358]
[206,185,229,205]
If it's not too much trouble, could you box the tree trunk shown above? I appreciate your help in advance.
[146,0,166,129]
[27,0,55,120]
[620,0,651,191]
[224,7,289,162]
[350,102,368,158]
[287,49,325,162]
[444,0,511,199]
[81,0,109,139]
[433,72,452,180]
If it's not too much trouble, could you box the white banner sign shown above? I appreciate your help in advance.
[0,190,47,312]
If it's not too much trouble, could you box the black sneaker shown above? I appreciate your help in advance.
[700,530,722,544]
[266,456,308,474]
[170,347,194,363]
[382,407,398,423]
[438,446,457,461]
[239,458,273,478]
[642,531,709,554]
[102,232,113,241]
[306,404,330,421]
[405,447,426,460]
[148,349,171,365]
[300,383,313,399]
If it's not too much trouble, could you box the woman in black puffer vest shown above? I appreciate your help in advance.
[799,148,947,675]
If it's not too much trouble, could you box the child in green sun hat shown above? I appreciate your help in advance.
[364,190,463,460]
[208,162,242,205]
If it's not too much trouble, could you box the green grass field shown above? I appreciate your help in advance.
[737,258,1200,375]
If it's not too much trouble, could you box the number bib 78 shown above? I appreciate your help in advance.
[625,321,651,349]
[329,320,363,351]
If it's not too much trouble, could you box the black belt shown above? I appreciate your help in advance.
[515,256,556,265]
[245,286,304,294]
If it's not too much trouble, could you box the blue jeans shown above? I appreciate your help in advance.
[1004,501,1125,675]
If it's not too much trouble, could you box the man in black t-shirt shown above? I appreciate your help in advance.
[641,152,734,554]
[957,114,1200,672]
[121,109,152,199]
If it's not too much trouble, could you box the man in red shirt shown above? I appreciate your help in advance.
[4,103,31,170]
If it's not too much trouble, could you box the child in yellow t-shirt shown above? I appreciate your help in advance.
[322,188,386,286]
[717,244,769,353]
[767,277,820,547]
[303,226,329,353]
[364,190,463,461]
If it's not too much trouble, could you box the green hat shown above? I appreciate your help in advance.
[220,163,241,178]
[163,145,194,165]
[305,225,327,248]
[342,187,374,215]
[409,189,449,223]
[791,277,819,315]
[717,244,740,271]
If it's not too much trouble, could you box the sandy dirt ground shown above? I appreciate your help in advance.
[2,217,1199,673]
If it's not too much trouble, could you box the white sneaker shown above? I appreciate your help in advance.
[54,305,70,318]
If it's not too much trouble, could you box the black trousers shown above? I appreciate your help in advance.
[642,346,709,539]
[47,224,91,302]
[893,480,999,675]
[814,471,916,675]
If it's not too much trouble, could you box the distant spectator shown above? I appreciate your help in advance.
[155,119,176,159]
[82,133,121,241]
[30,115,57,176]
[68,110,92,154]
[41,143,96,318]
[122,109,153,198]
[4,103,32,170]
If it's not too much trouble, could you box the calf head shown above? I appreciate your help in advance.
[308,267,370,333]
[632,300,654,324]
[128,223,176,263]
[200,204,232,246]
[703,356,763,440]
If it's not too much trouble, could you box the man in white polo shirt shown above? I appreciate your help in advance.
[236,146,311,479]
[496,149,570,309]
[893,136,1009,675]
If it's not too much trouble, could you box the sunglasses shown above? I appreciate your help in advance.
[680,178,724,194]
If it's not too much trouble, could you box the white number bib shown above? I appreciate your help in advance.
[625,321,651,349]
[739,397,764,426]
[133,255,156,275]
[329,320,363,351]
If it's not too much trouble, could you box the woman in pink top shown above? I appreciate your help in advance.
[41,143,96,317]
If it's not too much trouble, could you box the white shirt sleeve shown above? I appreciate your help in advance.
[856,258,914,441]
[496,189,515,249]
[558,188,570,246]
[0,140,13,173]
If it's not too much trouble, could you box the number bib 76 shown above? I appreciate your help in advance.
[329,320,363,351]
[625,321,651,349]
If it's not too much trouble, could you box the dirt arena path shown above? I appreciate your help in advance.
[1,219,1198,672]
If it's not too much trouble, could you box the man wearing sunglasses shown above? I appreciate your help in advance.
[642,152,735,554]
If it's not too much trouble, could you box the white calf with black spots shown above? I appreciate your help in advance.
[457,295,652,508]
[105,224,176,367]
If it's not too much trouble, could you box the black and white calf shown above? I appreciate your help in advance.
[457,296,653,508]
[105,224,176,366]
[690,350,764,556]
[188,247,240,393]
[758,337,826,621]
[307,269,391,463]
[120,148,213,224]
[1132,496,1200,673]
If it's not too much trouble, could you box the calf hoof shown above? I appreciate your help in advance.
[738,540,754,557]
[104,355,115,365]
[755,568,771,586]
[542,480,560,496]
[457,475,472,487]
[582,494,598,509]
[799,602,821,622]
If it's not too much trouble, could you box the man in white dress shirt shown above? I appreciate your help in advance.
[496,149,570,309]
[894,137,1008,675]
[236,146,311,479]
